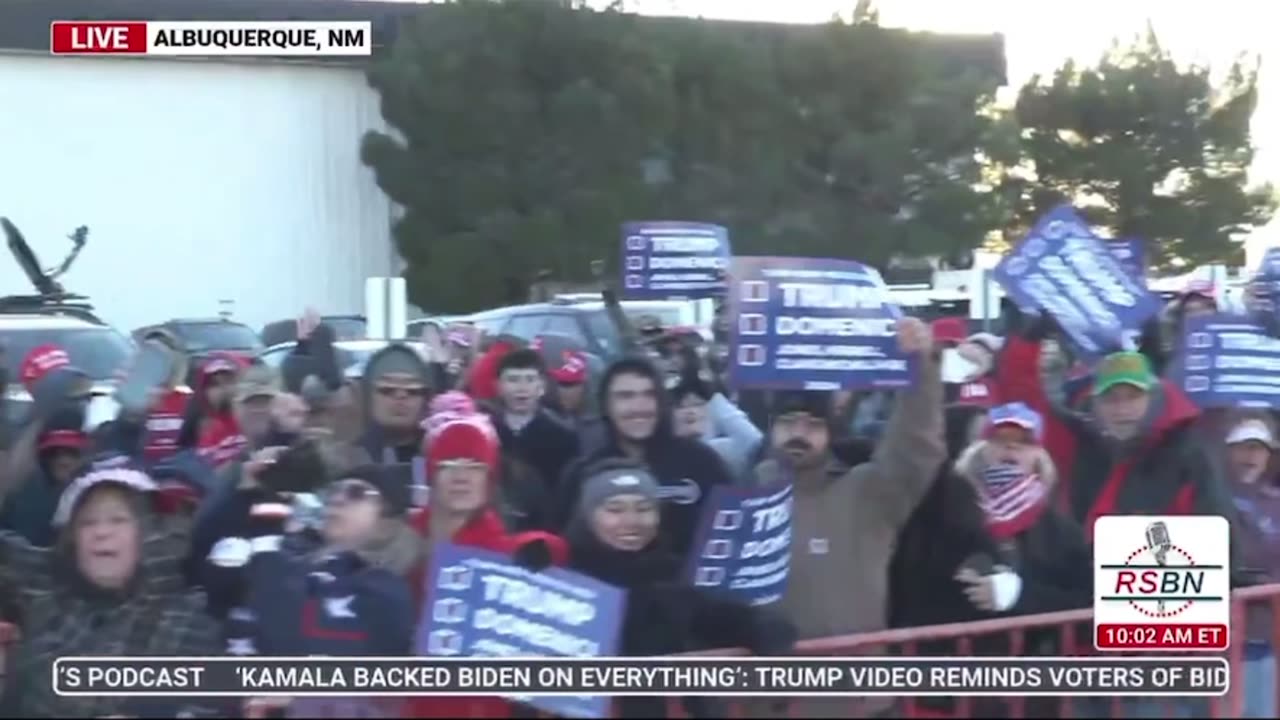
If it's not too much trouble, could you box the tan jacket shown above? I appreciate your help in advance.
[752,354,945,640]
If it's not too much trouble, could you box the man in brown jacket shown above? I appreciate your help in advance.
[749,317,944,716]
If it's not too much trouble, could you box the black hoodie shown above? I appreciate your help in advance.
[887,405,996,631]
[554,356,732,556]
[359,344,431,464]
[568,528,794,718]
[487,405,579,499]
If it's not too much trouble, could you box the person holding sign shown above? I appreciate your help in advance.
[566,458,795,718]
[404,414,568,718]
[668,362,763,482]
[750,317,942,642]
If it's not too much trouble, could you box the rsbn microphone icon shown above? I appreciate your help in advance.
[1146,521,1172,613]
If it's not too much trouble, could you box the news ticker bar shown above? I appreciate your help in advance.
[49,21,373,56]
[53,657,1229,697]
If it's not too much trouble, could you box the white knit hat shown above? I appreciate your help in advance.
[53,466,156,528]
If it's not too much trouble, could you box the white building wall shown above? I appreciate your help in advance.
[0,53,394,331]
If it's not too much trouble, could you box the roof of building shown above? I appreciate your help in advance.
[0,0,1004,81]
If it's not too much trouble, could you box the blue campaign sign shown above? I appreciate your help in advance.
[685,483,792,606]
[1173,313,1280,409]
[1106,238,1146,284]
[728,256,915,391]
[416,543,625,719]
[993,205,1161,358]
[620,221,730,300]
[1246,247,1280,336]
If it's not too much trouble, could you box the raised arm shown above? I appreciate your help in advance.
[863,318,945,530]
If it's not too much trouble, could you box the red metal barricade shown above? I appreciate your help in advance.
[669,583,1280,718]
[12,585,1280,718]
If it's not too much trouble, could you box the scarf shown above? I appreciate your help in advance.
[976,462,1048,539]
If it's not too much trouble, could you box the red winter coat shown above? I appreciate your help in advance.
[197,416,246,469]
[142,387,192,464]
[193,352,251,469]
[403,508,567,719]
[465,341,517,403]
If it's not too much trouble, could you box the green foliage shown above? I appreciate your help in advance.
[1008,28,1276,269]
[363,0,1007,312]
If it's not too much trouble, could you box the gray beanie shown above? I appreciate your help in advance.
[576,461,661,522]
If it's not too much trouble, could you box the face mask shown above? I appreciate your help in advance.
[941,348,982,383]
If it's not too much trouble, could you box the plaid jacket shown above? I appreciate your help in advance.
[0,529,223,718]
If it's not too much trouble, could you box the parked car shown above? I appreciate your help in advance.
[405,315,462,339]
[459,298,712,358]
[552,294,712,334]
[459,302,623,358]
[135,318,263,354]
[1,314,135,425]
[134,318,262,386]
[256,339,429,381]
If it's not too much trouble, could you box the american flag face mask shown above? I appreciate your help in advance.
[977,462,1047,539]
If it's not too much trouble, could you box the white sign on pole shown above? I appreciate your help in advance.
[365,277,409,340]
[366,277,388,340]
[387,277,407,340]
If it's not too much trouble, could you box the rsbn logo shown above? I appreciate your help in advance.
[1093,515,1230,652]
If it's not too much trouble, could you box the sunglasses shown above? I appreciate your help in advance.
[326,479,381,503]
[375,385,428,399]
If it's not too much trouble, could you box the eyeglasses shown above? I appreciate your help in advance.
[375,385,428,399]
[327,479,381,503]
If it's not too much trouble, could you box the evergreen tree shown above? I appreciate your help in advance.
[1009,28,1276,268]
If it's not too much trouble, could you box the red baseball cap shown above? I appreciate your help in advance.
[38,429,88,452]
[20,344,72,392]
[548,350,588,385]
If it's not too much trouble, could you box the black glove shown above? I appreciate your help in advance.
[512,538,554,572]
[309,324,343,390]
[282,324,343,396]
[259,439,327,494]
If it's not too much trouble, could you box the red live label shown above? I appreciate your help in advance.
[1096,623,1228,650]
[50,22,148,54]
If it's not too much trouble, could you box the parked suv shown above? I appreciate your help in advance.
[462,302,622,358]
[134,318,263,385]
[1,314,134,425]
[135,318,263,355]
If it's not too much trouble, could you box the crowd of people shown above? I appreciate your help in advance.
[0,283,1273,718]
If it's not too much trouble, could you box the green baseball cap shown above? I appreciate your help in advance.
[1092,351,1155,396]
